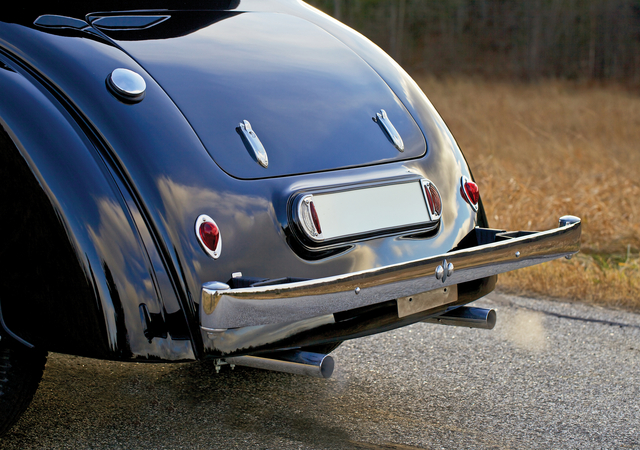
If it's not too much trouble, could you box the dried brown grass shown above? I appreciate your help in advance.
[417,77,640,310]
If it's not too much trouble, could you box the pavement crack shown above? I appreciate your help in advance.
[502,300,640,329]
[534,310,640,329]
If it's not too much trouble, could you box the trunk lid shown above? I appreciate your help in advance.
[98,11,426,179]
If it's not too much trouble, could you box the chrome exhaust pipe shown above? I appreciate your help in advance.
[423,307,497,330]
[225,350,335,378]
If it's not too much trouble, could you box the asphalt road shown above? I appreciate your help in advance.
[1,292,639,450]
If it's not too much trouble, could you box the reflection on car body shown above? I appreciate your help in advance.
[0,0,580,435]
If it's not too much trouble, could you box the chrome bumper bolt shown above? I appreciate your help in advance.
[435,259,454,283]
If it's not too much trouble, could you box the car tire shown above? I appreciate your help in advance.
[0,339,47,436]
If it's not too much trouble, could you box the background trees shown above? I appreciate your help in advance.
[307,0,640,82]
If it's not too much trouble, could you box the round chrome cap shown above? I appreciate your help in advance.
[108,68,146,101]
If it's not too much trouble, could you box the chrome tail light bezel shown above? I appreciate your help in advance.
[460,176,479,212]
[420,179,443,221]
[195,214,222,259]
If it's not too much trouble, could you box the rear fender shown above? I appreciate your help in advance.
[0,58,194,360]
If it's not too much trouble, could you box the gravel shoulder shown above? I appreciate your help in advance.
[1,292,639,450]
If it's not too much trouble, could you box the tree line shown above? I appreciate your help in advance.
[307,0,640,81]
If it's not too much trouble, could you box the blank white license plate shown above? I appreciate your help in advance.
[296,179,439,243]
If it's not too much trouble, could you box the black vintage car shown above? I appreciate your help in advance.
[0,0,581,435]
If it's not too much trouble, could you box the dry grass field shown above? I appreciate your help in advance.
[418,77,640,311]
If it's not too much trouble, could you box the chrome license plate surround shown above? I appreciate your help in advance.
[291,177,440,246]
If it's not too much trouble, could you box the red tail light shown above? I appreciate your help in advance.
[196,215,222,259]
[422,180,442,219]
[428,183,442,216]
[200,222,219,249]
[309,200,322,235]
[461,176,479,211]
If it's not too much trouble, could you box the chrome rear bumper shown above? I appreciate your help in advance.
[201,216,581,332]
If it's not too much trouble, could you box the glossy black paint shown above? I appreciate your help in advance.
[100,10,427,180]
[0,52,194,360]
[0,0,485,361]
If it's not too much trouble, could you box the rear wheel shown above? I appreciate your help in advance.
[0,338,47,436]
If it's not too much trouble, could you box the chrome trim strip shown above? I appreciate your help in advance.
[201,218,580,330]
[91,15,170,31]
[238,120,268,168]
[374,109,405,152]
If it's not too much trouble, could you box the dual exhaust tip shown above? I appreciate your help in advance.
[222,307,495,379]
[225,350,335,379]
[422,306,497,330]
